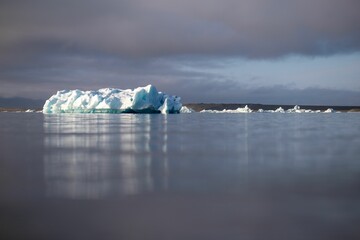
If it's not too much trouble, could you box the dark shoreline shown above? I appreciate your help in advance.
[0,107,42,112]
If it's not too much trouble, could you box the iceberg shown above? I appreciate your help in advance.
[43,85,182,114]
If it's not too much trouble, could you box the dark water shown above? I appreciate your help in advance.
[0,112,360,240]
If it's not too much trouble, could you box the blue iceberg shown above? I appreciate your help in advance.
[43,85,182,114]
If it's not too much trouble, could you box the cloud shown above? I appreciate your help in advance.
[0,0,359,104]
[1,52,359,105]
[172,81,360,106]
[0,0,359,60]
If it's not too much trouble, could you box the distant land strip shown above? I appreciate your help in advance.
[184,104,360,112]
[0,107,42,112]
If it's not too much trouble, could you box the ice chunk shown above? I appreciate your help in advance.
[286,105,315,113]
[284,106,338,113]
[236,105,253,113]
[43,85,182,114]
[180,106,195,113]
[201,105,253,113]
[286,105,302,113]
[275,107,285,113]
[324,108,335,113]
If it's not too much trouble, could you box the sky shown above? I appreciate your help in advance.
[0,0,359,105]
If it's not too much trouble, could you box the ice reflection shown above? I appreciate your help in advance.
[43,114,169,199]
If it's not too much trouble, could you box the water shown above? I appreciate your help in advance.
[0,112,360,240]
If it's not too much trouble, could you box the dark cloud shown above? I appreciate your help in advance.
[1,52,359,105]
[0,0,359,104]
[170,81,360,106]
[0,0,359,60]
[0,51,229,99]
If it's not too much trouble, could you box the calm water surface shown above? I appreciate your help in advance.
[0,112,360,240]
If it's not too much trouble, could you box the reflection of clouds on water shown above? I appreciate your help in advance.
[42,113,357,200]
[43,114,169,199]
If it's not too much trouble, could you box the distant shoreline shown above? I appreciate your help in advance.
[184,103,360,112]
[0,107,42,112]
[1,104,360,113]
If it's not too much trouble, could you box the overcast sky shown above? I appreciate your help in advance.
[0,0,359,105]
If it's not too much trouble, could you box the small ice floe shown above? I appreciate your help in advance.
[180,106,195,113]
[324,108,335,113]
[25,109,35,113]
[275,107,285,113]
[286,105,319,113]
[257,107,285,113]
[201,105,253,113]
[286,105,305,113]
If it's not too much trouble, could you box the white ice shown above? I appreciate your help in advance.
[43,85,182,114]
[324,108,335,113]
[180,106,195,113]
[201,105,253,113]
[201,105,338,113]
